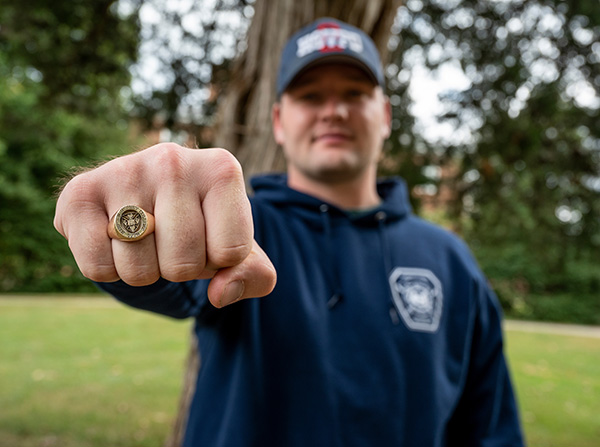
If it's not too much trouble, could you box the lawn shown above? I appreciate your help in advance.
[1,295,599,446]
[506,328,600,447]
[0,296,191,447]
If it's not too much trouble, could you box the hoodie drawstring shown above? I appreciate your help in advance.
[320,205,399,322]
[375,211,400,325]
[320,204,343,309]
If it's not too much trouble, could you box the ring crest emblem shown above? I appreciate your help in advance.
[121,210,142,234]
[113,205,148,240]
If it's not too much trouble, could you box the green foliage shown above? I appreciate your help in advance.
[0,1,141,292]
[388,0,600,323]
[1,0,140,116]
[473,241,600,324]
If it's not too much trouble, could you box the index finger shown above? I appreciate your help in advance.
[193,149,253,270]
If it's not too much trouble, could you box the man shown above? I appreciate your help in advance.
[55,18,524,447]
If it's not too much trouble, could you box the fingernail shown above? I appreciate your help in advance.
[220,280,245,307]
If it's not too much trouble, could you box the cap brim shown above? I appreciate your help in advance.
[281,54,380,95]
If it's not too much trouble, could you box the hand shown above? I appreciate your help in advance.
[54,143,276,307]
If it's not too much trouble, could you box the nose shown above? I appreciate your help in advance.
[319,95,348,121]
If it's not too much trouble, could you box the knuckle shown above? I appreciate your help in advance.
[154,142,183,154]
[119,268,160,287]
[246,248,277,296]
[110,155,145,186]
[152,143,190,182]
[79,263,118,283]
[205,149,244,185]
[160,261,206,283]
[212,147,241,169]
[61,172,102,207]
[260,262,278,293]
[69,239,116,282]
[209,242,252,268]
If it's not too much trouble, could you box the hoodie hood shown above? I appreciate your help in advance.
[250,173,412,226]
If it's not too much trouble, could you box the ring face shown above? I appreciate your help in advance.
[114,205,148,240]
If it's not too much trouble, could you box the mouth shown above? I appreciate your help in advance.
[312,131,354,145]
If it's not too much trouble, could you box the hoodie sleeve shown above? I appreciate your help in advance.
[446,279,525,447]
[96,277,209,320]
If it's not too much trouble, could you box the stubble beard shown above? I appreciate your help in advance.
[291,151,373,186]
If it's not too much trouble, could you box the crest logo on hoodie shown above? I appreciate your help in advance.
[389,267,443,333]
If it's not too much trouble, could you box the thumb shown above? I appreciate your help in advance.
[207,240,277,308]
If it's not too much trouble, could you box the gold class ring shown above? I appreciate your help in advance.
[107,205,155,242]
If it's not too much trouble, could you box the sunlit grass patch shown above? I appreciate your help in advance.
[506,329,600,447]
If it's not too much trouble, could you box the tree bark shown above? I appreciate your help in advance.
[166,1,402,445]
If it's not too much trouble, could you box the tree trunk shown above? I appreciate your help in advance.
[166,1,401,445]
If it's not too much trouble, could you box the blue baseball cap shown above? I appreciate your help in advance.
[276,18,385,97]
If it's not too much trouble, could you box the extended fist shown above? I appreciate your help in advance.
[54,144,276,307]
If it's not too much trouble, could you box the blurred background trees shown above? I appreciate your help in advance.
[0,0,141,292]
[386,0,600,322]
[0,0,598,323]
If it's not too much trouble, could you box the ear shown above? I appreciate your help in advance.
[272,102,285,145]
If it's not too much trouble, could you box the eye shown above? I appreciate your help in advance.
[299,92,322,103]
[344,88,368,101]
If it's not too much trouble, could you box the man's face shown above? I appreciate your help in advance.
[272,63,391,186]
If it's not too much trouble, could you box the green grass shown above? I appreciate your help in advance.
[0,296,191,447]
[1,296,599,447]
[506,330,600,447]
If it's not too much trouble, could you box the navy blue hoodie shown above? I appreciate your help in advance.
[99,174,524,447]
